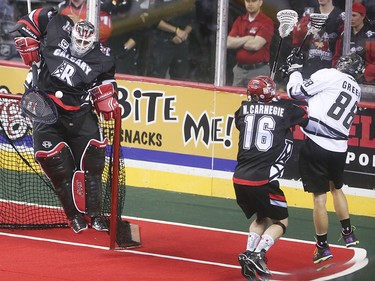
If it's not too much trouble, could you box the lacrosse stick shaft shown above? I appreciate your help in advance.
[31,62,38,88]
[296,13,327,55]
[295,32,310,55]
[270,38,283,80]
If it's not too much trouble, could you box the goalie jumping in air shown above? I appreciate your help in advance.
[12,7,119,233]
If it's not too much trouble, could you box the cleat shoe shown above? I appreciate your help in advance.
[91,216,109,232]
[248,250,272,277]
[71,214,88,234]
[313,244,333,264]
[341,229,359,248]
[238,251,260,281]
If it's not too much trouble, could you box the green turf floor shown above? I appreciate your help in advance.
[123,186,375,281]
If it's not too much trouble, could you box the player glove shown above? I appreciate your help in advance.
[280,48,305,78]
[14,37,40,66]
[286,48,305,66]
[89,84,119,120]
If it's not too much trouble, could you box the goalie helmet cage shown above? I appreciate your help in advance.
[0,93,127,249]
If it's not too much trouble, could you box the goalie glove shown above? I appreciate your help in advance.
[89,84,119,120]
[14,37,40,66]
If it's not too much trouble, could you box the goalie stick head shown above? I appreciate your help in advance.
[247,76,276,103]
[277,9,298,38]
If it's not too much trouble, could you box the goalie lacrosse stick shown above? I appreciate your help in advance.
[20,0,58,124]
[270,10,298,80]
[20,63,59,124]
[295,13,328,55]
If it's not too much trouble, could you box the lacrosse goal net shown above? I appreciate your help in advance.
[0,93,137,248]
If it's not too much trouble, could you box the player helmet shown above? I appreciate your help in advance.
[247,76,276,102]
[70,20,97,58]
[335,52,364,80]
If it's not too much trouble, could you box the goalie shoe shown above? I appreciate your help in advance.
[91,216,109,232]
[71,214,88,233]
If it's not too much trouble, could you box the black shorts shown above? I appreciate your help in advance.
[33,110,101,166]
[233,181,288,221]
[299,138,346,193]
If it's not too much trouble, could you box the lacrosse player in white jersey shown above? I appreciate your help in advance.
[283,52,363,264]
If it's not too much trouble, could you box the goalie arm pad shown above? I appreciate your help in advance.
[89,83,119,120]
[14,37,40,66]
[11,7,57,39]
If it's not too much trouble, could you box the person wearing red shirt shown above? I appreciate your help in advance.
[227,0,274,87]
[58,0,112,44]
[364,40,375,85]
[332,3,374,72]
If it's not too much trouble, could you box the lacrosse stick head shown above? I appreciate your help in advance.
[277,9,298,38]
[20,87,58,124]
[308,13,328,35]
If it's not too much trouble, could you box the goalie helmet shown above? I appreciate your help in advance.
[70,20,97,58]
[335,52,364,80]
[247,76,276,103]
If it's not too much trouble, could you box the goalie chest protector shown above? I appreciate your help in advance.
[40,14,115,93]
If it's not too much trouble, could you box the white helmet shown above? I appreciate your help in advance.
[70,20,97,57]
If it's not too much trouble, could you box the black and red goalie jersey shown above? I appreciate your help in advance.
[233,98,307,186]
[13,7,116,112]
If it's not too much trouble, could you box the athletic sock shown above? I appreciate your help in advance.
[255,234,274,252]
[316,233,328,248]
[340,219,352,235]
[247,232,260,252]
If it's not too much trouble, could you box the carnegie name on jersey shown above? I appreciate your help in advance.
[241,103,285,117]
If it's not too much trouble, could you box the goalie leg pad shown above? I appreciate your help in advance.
[35,142,79,220]
[80,138,108,217]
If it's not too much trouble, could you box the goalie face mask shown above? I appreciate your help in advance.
[70,20,97,58]
[335,52,364,81]
[247,75,276,103]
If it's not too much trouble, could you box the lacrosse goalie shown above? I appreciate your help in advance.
[12,7,119,233]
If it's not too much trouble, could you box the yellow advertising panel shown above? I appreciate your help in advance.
[1,61,374,217]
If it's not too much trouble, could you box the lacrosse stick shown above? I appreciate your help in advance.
[295,13,328,55]
[20,0,58,124]
[270,9,298,80]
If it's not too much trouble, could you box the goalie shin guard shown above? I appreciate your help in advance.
[35,142,78,220]
[80,138,108,217]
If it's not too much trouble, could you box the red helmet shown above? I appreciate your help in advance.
[247,76,276,102]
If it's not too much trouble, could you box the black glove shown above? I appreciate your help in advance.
[280,48,305,78]
[286,48,305,66]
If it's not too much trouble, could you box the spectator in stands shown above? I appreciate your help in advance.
[360,0,375,27]
[227,0,274,88]
[58,0,113,44]
[292,0,344,78]
[0,0,18,60]
[364,40,375,85]
[107,0,153,75]
[148,0,195,80]
[332,3,375,80]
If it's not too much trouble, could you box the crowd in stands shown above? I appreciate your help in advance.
[1,0,375,87]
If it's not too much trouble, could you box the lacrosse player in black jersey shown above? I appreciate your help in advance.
[12,7,119,234]
[285,52,363,264]
[233,76,308,280]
